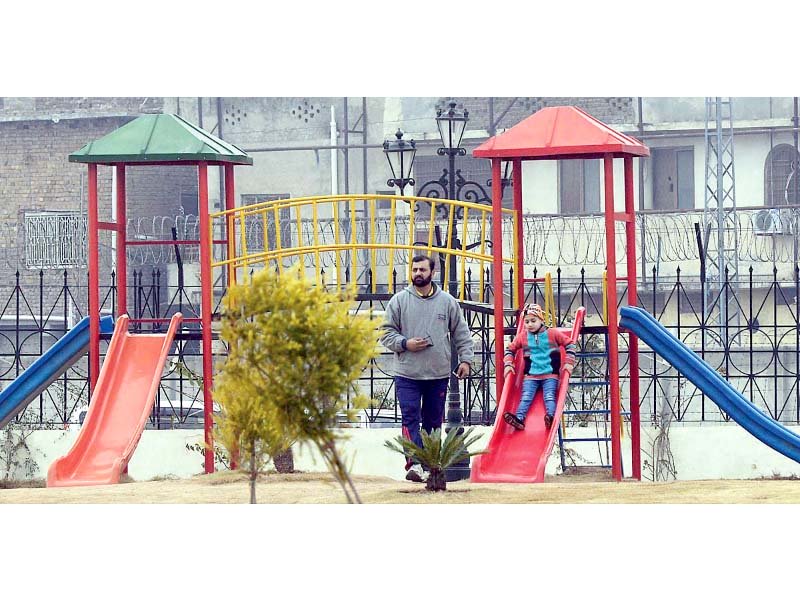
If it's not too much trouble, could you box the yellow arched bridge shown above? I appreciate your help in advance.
[210,194,524,306]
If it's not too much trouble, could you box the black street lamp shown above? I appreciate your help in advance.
[433,102,472,481]
[383,129,417,195]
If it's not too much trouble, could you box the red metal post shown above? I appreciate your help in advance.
[115,164,127,316]
[512,159,524,310]
[88,164,100,394]
[198,163,215,474]
[224,164,237,287]
[603,155,623,481]
[224,163,239,471]
[624,157,641,480]
[491,159,505,407]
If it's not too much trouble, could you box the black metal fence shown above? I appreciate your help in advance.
[2,263,799,430]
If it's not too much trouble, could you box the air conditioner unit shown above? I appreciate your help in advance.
[753,209,787,235]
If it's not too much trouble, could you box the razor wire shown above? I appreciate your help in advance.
[5,207,800,271]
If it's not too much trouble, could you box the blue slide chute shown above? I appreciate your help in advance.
[0,315,114,428]
[620,306,800,464]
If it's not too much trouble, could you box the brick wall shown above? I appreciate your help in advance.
[0,114,194,315]
[126,165,196,224]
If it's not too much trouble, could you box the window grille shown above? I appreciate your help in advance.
[24,212,87,269]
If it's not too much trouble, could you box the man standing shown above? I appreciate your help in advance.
[380,254,474,482]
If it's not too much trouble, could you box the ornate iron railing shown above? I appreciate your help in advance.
[1,262,800,430]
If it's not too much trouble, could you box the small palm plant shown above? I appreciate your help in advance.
[384,427,485,492]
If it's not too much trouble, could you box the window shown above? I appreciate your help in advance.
[651,147,694,210]
[179,189,197,216]
[559,159,601,214]
[764,144,800,206]
[240,194,291,253]
[374,190,394,215]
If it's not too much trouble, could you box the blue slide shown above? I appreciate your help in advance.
[0,315,114,428]
[620,306,800,463]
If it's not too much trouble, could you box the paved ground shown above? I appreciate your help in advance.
[1,470,799,503]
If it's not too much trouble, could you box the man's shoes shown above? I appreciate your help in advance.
[544,413,554,429]
[405,463,428,483]
[503,412,525,430]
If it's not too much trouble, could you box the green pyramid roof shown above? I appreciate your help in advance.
[69,113,253,165]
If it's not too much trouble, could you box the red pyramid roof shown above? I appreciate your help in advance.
[473,105,649,160]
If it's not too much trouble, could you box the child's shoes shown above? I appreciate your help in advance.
[503,412,525,430]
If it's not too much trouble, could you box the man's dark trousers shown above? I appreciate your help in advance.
[396,376,449,467]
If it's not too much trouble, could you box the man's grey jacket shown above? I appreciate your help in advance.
[380,283,475,380]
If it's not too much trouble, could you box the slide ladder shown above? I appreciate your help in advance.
[556,324,629,472]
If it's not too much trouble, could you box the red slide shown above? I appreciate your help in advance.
[471,307,585,483]
[47,313,182,487]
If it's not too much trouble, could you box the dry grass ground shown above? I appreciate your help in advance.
[1,469,799,503]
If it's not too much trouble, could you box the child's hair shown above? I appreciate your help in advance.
[522,303,545,321]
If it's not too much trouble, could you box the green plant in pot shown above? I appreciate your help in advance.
[384,427,485,492]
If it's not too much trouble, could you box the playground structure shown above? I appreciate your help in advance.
[210,106,646,481]
[3,106,800,486]
[470,106,648,480]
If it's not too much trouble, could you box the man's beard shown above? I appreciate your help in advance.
[413,274,432,288]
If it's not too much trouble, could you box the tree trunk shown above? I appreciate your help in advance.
[249,442,257,504]
[273,447,294,473]
[426,469,447,492]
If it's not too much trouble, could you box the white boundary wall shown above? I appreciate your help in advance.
[10,423,800,483]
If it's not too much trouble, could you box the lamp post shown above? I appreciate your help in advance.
[433,102,472,481]
[383,129,417,195]
[383,104,493,482]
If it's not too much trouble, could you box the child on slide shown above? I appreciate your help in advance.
[502,304,576,431]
